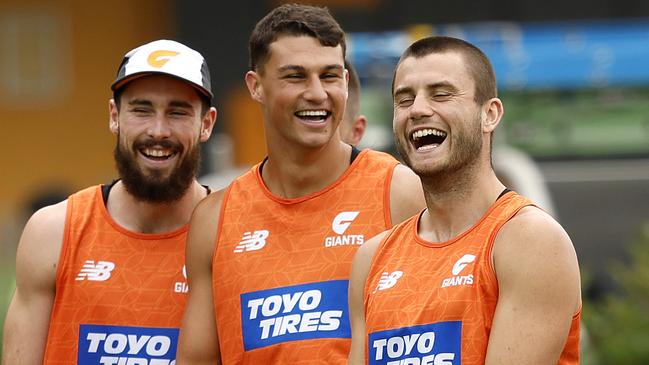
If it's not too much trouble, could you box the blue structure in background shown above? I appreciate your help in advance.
[348,18,649,90]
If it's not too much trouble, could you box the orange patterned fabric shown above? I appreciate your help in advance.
[364,192,581,365]
[43,186,188,364]
[213,149,399,364]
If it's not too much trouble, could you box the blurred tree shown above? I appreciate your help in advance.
[584,222,649,364]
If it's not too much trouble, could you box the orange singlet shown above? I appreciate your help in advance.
[43,186,188,364]
[213,149,399,364]
[364,191,581,365]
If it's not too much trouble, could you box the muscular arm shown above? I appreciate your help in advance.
[177,191,225,365]
[485,207,581,365]
[2,202,67,365]
[348,231,387,365]
[389,164,425,225]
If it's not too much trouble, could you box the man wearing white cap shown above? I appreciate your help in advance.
[2,39,217,364]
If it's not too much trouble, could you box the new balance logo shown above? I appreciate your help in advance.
[374,271,403,293]
[76,260,115,281]
[332,211,359,234]
[442,254,476,288]
[234,230,269,253]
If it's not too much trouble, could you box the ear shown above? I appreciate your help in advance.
[108,99,119,135]
[482,97,504,133]
[349,115,367,146]
[199,107,218,142]
[245,70,263,103]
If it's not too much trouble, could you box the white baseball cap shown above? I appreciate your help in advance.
[111,39,213,101]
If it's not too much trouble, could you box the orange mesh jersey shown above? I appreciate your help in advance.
[43,186,189,364]
[213,149,399,364]
[364,192,581,365]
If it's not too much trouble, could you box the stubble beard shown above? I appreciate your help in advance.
[114,135,201,204]
[396,114,483,191]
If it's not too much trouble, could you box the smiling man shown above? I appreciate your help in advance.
[2,40,217,365]
[176,4,424,365]
[348,36,582,365]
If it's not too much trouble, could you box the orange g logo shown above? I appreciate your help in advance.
[147,50,180,68]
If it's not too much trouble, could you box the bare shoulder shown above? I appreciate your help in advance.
[352,230,390,275]
[16,200,69,287]
[389,164,425,225]
[496,206,574,256]
[190,189,227,228]
[186,189,227,263]
[493,206,581,310]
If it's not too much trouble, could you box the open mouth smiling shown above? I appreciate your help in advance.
[140,147,176,161]
[295,109,330,122]
[411,128,447,150]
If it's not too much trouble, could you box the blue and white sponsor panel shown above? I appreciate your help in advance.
[368,322,462,365]
[78,324,179,365]
[240,280,351,351]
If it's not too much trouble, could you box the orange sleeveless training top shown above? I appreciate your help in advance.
[364,191,581,365]
[213,149,399,364]
[43,186,189,364]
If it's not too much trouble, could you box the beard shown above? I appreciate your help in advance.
[114,136,201,204]
[396,113,483,182]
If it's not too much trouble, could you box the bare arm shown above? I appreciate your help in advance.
[485,207,581,365]
[2,201,67,365]
[177,191,225,365]
[389,164,425,225]
[348,231,387,365]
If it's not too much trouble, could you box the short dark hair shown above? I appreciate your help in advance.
[248,3,346,73]
[344,59,361,121]
[394,36,497,104]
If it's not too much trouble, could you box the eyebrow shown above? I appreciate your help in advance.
[277,64,344,73]
[127,99,193,109]
[426,81,457,92]
[128,99,153,107]
[168,100,194,109]
[393,81,458,97]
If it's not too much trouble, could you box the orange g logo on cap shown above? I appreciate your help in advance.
[147,50,180,68]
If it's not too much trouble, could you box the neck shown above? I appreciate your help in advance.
[107,180,206,234]
[418,163,505,242]
[262,140,351,199]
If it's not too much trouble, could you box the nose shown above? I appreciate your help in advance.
[409,93,434,121]
[302,75,327,103]
[147,113,172,139]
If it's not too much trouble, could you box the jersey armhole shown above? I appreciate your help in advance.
[54,195,75,286]
[211,185,234,268]
[382,162,399,228]
[485,201,534,291]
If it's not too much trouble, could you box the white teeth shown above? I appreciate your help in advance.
[296,110,327,117]
[144,149,172,157]
[411,128,447,140]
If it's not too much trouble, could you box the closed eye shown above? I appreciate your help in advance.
[432,92,453,100]
[321,72,342,79]
[131,108,152,115]
[395,97,414,107]
[283,73,305,80]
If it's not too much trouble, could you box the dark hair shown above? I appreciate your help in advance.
[249,3,346,73]
[344,59,361,120]
[113,85,210,117]
[393,36,497,104]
